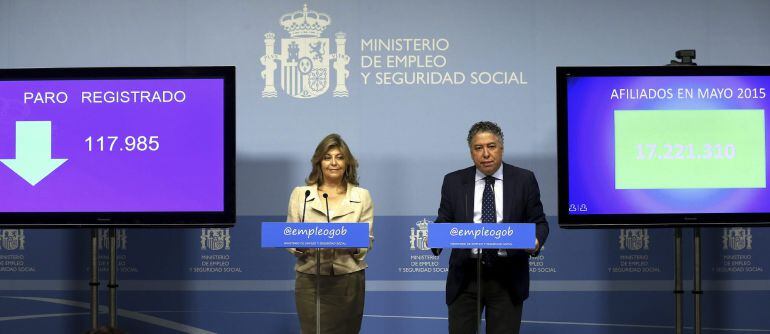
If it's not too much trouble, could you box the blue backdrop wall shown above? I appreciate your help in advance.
[1,0,769,333]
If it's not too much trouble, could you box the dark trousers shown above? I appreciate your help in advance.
[448,275,523,334]
[295,270,365,334]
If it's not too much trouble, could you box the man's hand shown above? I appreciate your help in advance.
[338,248,360,254]
[429,234,443,256]
[295,248,315,257]
[527,239,540,255]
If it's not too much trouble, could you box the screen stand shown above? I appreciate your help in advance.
[108,228,119,327]
[673,227,703,334]
[315,248,321,334]
[674,228,683,334]
[666,50,700,334]
[476,251,482,334]
[693,227,702,334]
[89,229,100,329]
[88,228,120,329]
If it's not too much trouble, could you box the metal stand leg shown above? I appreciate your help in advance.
[476,253,482,334]
[90,229,99,329]
[108,228,118,327]
[674,228,683,334]
[666,49,697,334]
[315,248,321,334]
[693,227,702,334]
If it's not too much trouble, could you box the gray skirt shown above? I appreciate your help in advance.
[295,270,365,334]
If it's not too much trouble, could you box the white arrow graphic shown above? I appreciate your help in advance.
[1,121,67,186]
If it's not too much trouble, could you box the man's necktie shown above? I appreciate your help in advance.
[481,175,496,265]
[482,175,496,223]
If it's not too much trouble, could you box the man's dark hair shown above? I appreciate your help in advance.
[467,121,504,147]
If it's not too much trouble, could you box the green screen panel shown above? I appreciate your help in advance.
[615,109,766,189]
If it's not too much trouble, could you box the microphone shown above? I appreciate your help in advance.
[464,192,468,222]
[301,190,311,223]
[322,193,330,223]
[466,192,478,257]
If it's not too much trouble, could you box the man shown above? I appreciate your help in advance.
[433,121,549,334]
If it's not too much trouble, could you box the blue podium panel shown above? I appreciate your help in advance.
[260,222,370,248]
[427,223,536,249]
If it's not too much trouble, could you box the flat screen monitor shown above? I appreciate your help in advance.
[557,66,770,228]
[0,67,235,227]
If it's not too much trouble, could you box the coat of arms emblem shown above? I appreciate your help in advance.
[409,219,431,251]
[261,4,349,98]
[201,228,231,251]
[0,229,25,251]
[97,229,127,250]
[722,227,752,251]
[619,229,649,251]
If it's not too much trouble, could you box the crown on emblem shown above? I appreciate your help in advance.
[280,4,331,38]
[416,219,430,230]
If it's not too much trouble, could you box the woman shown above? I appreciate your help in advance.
[286,133,374,334]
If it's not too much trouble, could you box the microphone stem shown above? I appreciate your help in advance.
[316,193,330,334]
[324,195,331,223]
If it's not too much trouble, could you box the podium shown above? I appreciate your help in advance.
[428,222,535,333]
[261,222,370,334]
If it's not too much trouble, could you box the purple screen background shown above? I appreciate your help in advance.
[0,79,224,212]
[567,76,770,215]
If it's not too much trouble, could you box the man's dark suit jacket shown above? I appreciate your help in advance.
[433,163,549,305]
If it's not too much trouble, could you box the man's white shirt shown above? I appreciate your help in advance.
[473,166,503,224]
[472,165,503,255]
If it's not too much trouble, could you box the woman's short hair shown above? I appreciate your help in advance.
[306,133,359,187]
